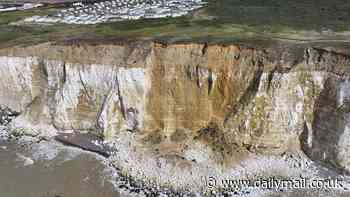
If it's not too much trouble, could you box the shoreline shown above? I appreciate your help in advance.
[2,125,350,196]
[0,129,201,196]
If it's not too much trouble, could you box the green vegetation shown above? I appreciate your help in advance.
[207,0,350,31]
[1,0,350,47]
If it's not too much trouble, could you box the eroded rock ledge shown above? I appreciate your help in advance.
[1,41,350,191]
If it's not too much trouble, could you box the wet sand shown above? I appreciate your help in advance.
[0,139,119,197]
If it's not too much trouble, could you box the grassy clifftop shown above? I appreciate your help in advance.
[1,0,350,48]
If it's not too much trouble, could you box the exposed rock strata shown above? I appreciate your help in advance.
[1,41,350,186]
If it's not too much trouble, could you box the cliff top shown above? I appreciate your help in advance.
[1,0,350,49]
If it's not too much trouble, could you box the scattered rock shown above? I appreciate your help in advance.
[0,105,19,126]
[55,132,111,157]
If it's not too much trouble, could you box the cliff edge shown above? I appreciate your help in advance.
[1,40,350,193]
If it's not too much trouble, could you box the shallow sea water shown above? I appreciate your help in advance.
[0,140,120,197]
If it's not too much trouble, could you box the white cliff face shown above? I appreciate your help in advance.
[338,116,350,171]
[51,62,149,137]
[336,80,350,171]
[0,55,149,138]
[0,57,34,112]
[339,79,350,107]
[299,64,350,175]
[2,43,350,185]
[98,67,149,138]
[53,62,118,131]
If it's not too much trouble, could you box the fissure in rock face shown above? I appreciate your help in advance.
[1,41,350,182]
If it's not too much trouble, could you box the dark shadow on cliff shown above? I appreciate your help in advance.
[300,77,350,175]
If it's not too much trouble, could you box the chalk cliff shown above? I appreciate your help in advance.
[1,41,350,189]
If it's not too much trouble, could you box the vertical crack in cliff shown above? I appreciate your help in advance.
[78,70,93,102]
[95,87,112,134]
[201,43,208,56]
[39,58,48,78]
[195,65,200,88]
[58,62,67,101]
[208,69,213,95]
[115,70,126,120]
[185,65,192,80]
[224,59,264,125]
[267,67,277,92]
[62,62,67,84]
[29,58,49,123]
[51,61,68,130]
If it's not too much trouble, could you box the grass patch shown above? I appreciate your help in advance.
[1,0,350,48]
